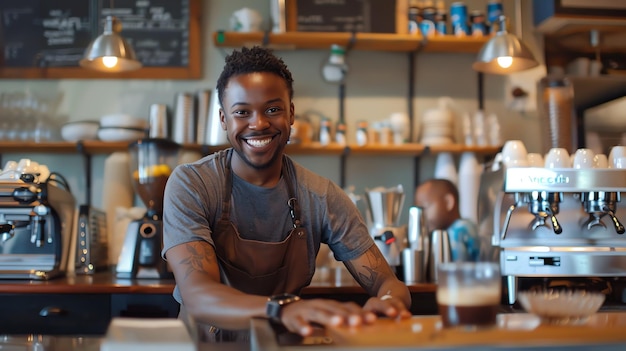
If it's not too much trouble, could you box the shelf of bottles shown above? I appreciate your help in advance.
[0,141,500,157]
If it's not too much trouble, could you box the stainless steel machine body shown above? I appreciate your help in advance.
[0,180,76,279]
[478,167,626,304]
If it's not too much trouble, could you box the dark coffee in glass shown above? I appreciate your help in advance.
[436,262,501,328]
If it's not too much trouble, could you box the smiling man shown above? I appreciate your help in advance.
[162,46,411,343]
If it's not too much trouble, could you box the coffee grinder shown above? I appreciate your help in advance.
[116,138,181,279]
[363,185,408,275]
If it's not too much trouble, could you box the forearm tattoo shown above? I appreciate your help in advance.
[179,244,215,279]
[344,247,387,292]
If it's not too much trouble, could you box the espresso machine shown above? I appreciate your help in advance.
[116,138,181,279]
[0,165,76,279]
[478,165,626,305]
[363,185,408,272]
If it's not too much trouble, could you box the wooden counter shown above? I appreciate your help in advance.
[0,271,437,295]
[251,312,626,350]
[0,271,439,335]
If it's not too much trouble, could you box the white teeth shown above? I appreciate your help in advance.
[246,137,272,148]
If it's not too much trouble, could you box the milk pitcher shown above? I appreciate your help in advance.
[428,229,452,283]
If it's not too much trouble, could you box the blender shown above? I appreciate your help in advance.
[363,185,408,273]
[116,138,181,279]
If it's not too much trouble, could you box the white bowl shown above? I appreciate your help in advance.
[61,121,100,141]
[100,114,148,129]
[518,290,605,325]
[97,127,147,142]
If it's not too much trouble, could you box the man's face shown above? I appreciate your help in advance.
[220,72,294,171]
[414,184,448,232]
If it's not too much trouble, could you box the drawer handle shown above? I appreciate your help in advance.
[39,306,67,317]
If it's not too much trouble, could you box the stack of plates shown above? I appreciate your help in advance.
[98,114,148,142]
[420,106,455,145]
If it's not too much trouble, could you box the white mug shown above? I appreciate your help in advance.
[544,148,570,169]
[572,148,595,169]
[501,140,528,167]
[614,157,626,169]
[229,7,263,32]
[594,154,609,168]
[609,146,626,168]
[526,153,544,167]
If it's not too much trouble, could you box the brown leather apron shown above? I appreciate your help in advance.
[183,150,313,342]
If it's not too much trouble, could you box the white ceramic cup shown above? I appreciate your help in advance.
[501,140,528,167]
[229,7,263,32]
[573,148,595,169]
[544,148,570,168]
[614,157,626,169]
[593,154,609,168]
[526,153,544,167]
[609,146,626,168]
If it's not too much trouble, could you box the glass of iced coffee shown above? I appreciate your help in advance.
[436,262,501,329]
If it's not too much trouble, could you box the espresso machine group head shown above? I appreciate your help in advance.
[478,166,626,304]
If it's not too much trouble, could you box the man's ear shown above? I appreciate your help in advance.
[444,193,456,212]
[219,108,227,130]
[289,102,295,125]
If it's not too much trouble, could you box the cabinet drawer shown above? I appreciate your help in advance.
[111,293,180,318]
[0,293,110,335]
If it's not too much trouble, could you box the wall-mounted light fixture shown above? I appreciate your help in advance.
[472,15,538,75]
[79,15,142,73]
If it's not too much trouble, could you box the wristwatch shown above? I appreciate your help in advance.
[266,293,301,323]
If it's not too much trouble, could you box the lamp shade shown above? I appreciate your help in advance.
[472,16,539,75]
[79,16,142,73]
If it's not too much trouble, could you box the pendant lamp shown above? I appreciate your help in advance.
[472,15,538,75]
[79,16,142,73]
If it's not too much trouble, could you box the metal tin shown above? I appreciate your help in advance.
[420,8,437,37]
[435,7,448,35]
[470,10,486,37]
[149,104,168,138]
[487,0,503,28]
[450,2,468,36]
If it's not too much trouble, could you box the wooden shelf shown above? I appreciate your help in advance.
[213,31,489,53]
[0,141,500,157]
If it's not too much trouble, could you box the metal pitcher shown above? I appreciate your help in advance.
[428,229,452,283]
[363,184,405,230]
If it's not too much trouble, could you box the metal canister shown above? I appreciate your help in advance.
[149,104,168,138]
[486,0,503,33]
[420,8,437,37]
[470,10,486,37]
[450,2,468,37]
[435,3,448,35]
[408,0,421,35]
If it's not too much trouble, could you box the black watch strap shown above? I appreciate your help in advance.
[266,293,301,323]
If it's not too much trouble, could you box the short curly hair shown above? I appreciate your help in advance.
[216,46,294,108]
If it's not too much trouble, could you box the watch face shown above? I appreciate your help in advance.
[266,294,301,320]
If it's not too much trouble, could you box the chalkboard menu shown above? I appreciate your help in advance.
[287,0,400,33]
[0,0,201,79]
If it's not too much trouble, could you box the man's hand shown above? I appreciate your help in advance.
[278,298,378,336]
[362,294,412,320]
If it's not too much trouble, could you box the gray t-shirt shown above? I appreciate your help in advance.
[162,149,374,303]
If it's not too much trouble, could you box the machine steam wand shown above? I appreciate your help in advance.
[29,205,48,247]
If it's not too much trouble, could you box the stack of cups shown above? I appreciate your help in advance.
[402,207,427,284]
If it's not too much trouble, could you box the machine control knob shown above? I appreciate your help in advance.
[375,231,396,245]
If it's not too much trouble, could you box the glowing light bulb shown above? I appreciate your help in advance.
[497,56,513,69]
[102,56,118,68]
